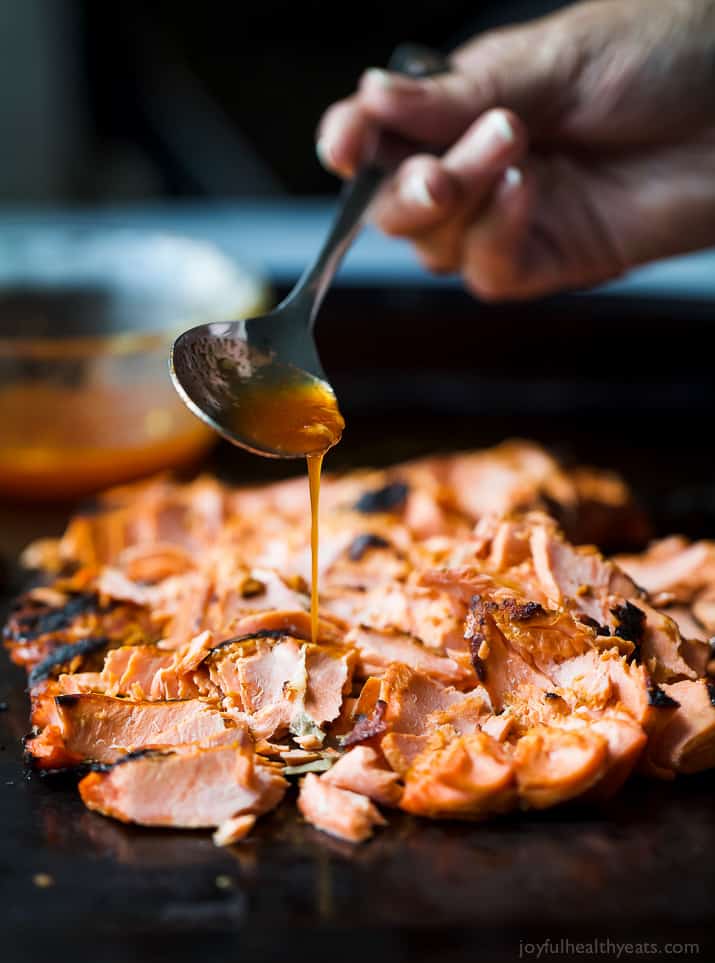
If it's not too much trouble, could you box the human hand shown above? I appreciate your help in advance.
[317,0,715,299]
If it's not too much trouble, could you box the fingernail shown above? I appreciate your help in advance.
[490,111,514,143]
[504,166,522,188]
[316,138,352,177]
[363,68,393,89]
[401,172,435,208]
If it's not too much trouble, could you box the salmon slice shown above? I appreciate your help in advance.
[472,515,538,571]
[206,568,312,636]
[512,725,609,809]
[99,645,202,700]
[344,625,471,686]
[79,742,286,828]
[213,813,257,847]
[117,542,196,583]
[462,595,560,711]
[664,605,708,643]
[616,538,715,601]
[54,475,227,570]
[481,713,517,742]
[548,649,651,725]
[693,592,715,635]
[297,772,387,843]
[648,680,715,775]
[226,610,345,645]
[209,635,355,743]
[451,513,704,684]
[499,701,647,799]
[401,486,452,538]
[377,664,469,735]
[381,732,431,777]
[209,636,303,739]
[586,715,647,798]
[320,514,415,579]
[399,729,515,819]
[304,643,356,730]
[618,537,715,642]
[529,520,635,620]
[424,689,493,735]
[461,606,651,800]
[354,665,493,772]
[438,442,575,521]
[26,693,240,769]
[528,523,705,681]
[50,631,219,703]
[322,746,402,806]
[4,591,158,674]
[322,581,465,652]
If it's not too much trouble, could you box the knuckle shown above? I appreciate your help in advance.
[462,33,505,104]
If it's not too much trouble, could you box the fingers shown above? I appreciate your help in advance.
[316,9,582,179]
[442,108,527,197]
[369,155,461,237]
[370,109,527,246]
[315,60,506,179]
[461,165,535,300]
[316,97,375,178]
[357,67,484,146]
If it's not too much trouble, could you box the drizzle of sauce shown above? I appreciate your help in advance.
[307,452,323,645]
[227,368,344,643]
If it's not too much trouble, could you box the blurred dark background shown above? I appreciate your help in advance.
[2,0,715,540]
[0,0,572,205]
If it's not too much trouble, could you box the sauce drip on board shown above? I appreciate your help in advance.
[227,368,344,644]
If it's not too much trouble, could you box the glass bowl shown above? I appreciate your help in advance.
[0,229,266,500]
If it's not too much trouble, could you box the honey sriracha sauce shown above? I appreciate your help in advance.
[226,368,344,643]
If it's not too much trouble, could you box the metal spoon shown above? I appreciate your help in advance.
[170,43,449,459]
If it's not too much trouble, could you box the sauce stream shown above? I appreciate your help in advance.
[307,452,323,645]
[227,367,344,643]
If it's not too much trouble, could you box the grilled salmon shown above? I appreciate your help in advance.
[5,440,714,842]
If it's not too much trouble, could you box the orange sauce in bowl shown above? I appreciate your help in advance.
[0,382,214,500]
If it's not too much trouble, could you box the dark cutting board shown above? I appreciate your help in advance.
[2,410,715,963]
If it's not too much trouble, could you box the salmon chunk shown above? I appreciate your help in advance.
[27,693,240,769]
[297,772,387,843]
[399,729,515,819]
[323,746,402,806]
[80,743,286,827]
[512,726,609,809]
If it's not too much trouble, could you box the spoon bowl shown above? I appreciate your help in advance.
[170,44,449,459]
[171,315,342,459]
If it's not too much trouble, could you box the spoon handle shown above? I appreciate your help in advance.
[284,43,451,327]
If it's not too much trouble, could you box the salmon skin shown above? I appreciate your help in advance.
[5,440,715,843]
